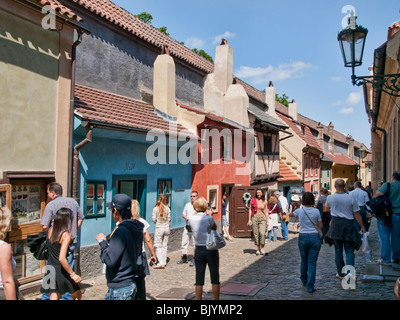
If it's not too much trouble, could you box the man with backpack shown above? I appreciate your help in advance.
[376,172,400,265]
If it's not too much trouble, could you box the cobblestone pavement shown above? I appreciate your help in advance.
[24,219,397,300]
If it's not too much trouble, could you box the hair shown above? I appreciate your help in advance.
[49,208,73,243]
[292,190,297,194]
[191,190,199,196]
[268,195,278,205]
[335,179,345,190]
[255,188,265,201]
[320,188,328,195]
[47,182,63,196]
[131,200,141,220]
[0,206,12,240]
[155,195,167,220]
[354,181,362,188]
[393,171,400,181]
[192,196,208,212]
[302,192,315,206]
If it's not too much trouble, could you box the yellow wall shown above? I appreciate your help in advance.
[331,164,357,192]
[0,3,74,191]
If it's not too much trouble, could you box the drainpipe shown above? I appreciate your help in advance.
[72,122,92,274]
[373,124,387,182]
[67,29,84,197]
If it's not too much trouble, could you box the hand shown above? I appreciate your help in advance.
[71,273,82,283]
[96,233,107,243]
[247,220,252,226]
[149,255,157,264]
[361,226,367,234]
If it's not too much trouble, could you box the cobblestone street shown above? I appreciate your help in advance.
[24,219,398,300]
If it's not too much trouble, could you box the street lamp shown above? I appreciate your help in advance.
[338,11,400,97]
[358,145,367,160]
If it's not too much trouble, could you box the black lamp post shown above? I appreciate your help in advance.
[338,11,400,97]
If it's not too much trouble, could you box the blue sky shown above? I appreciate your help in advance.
[112,0,400,147]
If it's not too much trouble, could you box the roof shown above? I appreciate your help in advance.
[248,104,288,130]
[36,0,83,21]
[66,0,214,73]
[277,160,301,182]
[74,84,190,135]
[178,104,223,123]
[277,113,322,152]
[324,153,358,166]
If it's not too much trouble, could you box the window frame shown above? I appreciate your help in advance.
[84,180,106,218]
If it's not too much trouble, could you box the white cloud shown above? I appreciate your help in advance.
[184,36,205,49]
[235,61,316,84]
[339,107,354,114]
[212,31,236,45]
[331,100,342,107]
[345,91,363,105]
[331,76,342,81]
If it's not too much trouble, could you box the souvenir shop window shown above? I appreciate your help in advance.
[84,181,106,218]
[157,179,172,208]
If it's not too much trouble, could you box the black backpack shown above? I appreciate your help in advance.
[367,183,393,226]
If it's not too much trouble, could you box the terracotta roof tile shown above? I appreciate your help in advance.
[67,0,214,73]
[178,104,223,122]
[277,113,322,152]
[324,153,358,166]
[74,84,191,135]
[36,0,82,21]
[277,160,301,182]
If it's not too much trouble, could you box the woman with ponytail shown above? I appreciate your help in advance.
[152,196,171,269]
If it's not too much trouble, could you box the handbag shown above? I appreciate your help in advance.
[206,216,226,250]
[302,208,323,239]
[368,183,392,226]
[394,278,400,300]
[27,231,49,260]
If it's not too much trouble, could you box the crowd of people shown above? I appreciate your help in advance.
[0,171,399,300]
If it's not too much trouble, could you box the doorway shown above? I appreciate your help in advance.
[229,186,257,237]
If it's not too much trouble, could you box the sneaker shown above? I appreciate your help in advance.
[256,250,260,255]
[260,249,265,255]
[177,256,188,264]
[189,260,194,267]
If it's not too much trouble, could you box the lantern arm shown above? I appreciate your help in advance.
[352,73,400,97]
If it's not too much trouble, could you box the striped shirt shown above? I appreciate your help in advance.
[40,196,84,243]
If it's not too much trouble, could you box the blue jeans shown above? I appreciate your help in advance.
[377,214,400,263]
[105,282,137,300]
[267,227,278,241]
[281,219,289,240]
[298,233,321,292]
[41,244,75,300]
[333,240,355,277]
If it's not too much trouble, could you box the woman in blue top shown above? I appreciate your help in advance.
[289,192,323,293]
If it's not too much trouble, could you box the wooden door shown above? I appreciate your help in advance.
[229,186,257,237]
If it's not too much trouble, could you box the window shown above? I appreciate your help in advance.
[305,155,308,177]
[263,135,272,153]
[207,185,219,212]
[157,179,172,208]
[84,181,106,217]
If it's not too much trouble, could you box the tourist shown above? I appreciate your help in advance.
[376,171,400,265]
[267,195,280,243]
[289,192,323,293]
[96,193,143,300]
[325,179,366,279]
[177,191,197,266]
[152,195,171,269]
[248,188,268,255]
[40,208,82,300]
[131,200,156,300]
[275,191,289,240]
[316,188,331,239]
[188,196,220,300]
[350,181,371,232]
[0,206,16,300]
[221,192,233,241]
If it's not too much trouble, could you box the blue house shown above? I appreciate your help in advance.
[73,84,195,277]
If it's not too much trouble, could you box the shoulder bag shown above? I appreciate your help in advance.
[302,208,323,239]
[206,216,226,250]
[27,231,49,260]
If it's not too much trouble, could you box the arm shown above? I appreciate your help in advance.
[0,244,16,300]
[59,233,81,283]
[98,229,126,268]
[354,212,366,233]
[376,191,384,197]
[143,230,157,263]
[264,202,269,227]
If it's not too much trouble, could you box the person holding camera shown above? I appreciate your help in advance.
[177,191,198,266]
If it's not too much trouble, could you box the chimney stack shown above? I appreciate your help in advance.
[317,122,324,150]
[214,39,233,95]
[153,45,178,118]
[328,122,334,154]
[265,81,276,116]
[346,135,355,159]
[288,99,298,121]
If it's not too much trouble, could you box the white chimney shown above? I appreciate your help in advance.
[265,81,276,115]
[213,39,233,95]
[288,99,298,121]
[223,84,250,127]
[153,45,177,118]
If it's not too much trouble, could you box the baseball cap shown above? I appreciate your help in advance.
[106,194,132,211]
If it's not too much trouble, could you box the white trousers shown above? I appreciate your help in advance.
[154,226,170,265]
[180,227,194,255]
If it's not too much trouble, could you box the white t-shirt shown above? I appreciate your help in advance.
[0,240,16,289]
[325,192,360,220]
[278,196,289,213]
[349,188,370,207]
[292,207,322,234]
[188,213,215,246]
[183,203,196,221]
[138,218,150,253]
